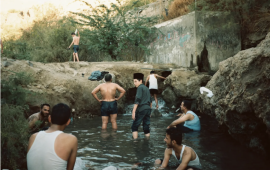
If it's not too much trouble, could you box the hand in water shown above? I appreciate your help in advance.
[156,105,159,109]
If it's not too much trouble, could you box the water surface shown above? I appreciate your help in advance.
[66,99,269,170]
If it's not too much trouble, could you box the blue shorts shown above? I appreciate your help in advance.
[101,101,118,116]
[131,109,151,134]
[73,45,79,53]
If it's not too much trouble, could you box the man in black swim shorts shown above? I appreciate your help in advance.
[92,74,126,130]
[68,31,80,62]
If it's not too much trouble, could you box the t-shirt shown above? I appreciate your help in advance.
[134,84,152,112]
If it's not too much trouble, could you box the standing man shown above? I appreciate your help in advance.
[92,74,126,130]
[131,73,152,139]
[145,71,166,109]
[68,31,80,62]
[28,104,51,133]
[155,127,202,170]
[27,103,78,170]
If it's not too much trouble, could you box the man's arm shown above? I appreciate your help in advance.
[176,150,192,170]
[145,75,150,86]
[28,116,38,129]
[132,86,142,120]
[116,84,126,101]
[159,148,172,169]
[167,114,191,128]
[156,74,166,79]
[91,85,102,103]
[27,133,38,152]
[67,136,78,170]
[68,39,74,48]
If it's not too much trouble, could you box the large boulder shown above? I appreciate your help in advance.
[197,32,270,155]
[163,68,212,107]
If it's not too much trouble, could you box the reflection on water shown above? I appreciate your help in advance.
[65,98,268,170]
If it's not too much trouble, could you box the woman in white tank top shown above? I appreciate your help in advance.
[145,71,166,109]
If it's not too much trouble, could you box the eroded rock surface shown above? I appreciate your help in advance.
[197,32,270,155]
[163,68,212,107]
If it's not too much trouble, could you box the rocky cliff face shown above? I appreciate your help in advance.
[197,32,270,155]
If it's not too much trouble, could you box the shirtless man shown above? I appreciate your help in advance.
[27,103,78,170]
[68,31,80,62]
[91,74,126,130]
[145,71,166,109]
[28,104,50,133]
[155,127,202,170]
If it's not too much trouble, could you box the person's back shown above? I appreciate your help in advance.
[27,103,78,170]
[99,82,118,101]
[73,36,80,45]
[183,111,201,131]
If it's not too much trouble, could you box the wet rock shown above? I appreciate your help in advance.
[197,32,270,155]
[151,109,162,117]
[162,86,177,105]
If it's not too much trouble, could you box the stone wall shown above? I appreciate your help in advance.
[145,11,241,72]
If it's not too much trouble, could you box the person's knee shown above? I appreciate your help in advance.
[155,159,162,165]
[110,119,116,123]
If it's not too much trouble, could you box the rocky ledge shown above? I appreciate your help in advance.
[197,32,270,155]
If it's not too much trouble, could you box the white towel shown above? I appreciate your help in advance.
[200,87,213,98]
[75,29,78,34]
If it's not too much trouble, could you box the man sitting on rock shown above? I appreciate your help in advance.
[92,74,126,130]
[28,103,51,133]
[155,127,202,170]
[167,100,201,133]
[27,103,78,170]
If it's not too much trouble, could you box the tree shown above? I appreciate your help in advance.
[71,0,160,60]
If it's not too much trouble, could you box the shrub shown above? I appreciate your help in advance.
[1,72,35,169]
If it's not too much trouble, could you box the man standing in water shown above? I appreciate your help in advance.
[145,71,166,109]
[68,31,80,62]
[92,74,126,130]
[131,73,152,139]
[155,127,202,170]
[27,103,78,170]
[28,104,51,133]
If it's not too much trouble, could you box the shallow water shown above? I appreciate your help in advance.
[65,98,269,170]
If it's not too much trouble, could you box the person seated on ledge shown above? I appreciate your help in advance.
[27,103,78,170]
[155,127,202,170]
[28,103,51,133]
[167,100,201,133]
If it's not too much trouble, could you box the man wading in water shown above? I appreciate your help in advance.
[28,104,50,133]
[92,74,126,130]
[131,73,152,139]
[68,31,80,62]
[145,71,166,109]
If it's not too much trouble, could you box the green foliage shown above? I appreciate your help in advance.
[122,0,157,12]
[71,0,160,60]
[1,72,34,169]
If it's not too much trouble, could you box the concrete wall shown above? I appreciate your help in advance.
[145,11,241,72]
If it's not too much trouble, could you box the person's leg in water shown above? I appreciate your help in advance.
[101,116,109,129]
[142,109,151,138]
[110,113,117,130]
[154,94,158,109]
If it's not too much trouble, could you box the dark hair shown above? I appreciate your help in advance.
[71,32,75,35]
[51,103,71,125]
[182,100,192,110]
[135,78,142,82]
[40,103,50,109]
[150,71,155,74]
[166,127,182,145]
[104,74,112,82]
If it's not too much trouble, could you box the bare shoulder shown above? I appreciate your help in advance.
[28,113,39,121]
[59,133,78,143]
[165,148,173,155]
[183,146,193,157]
